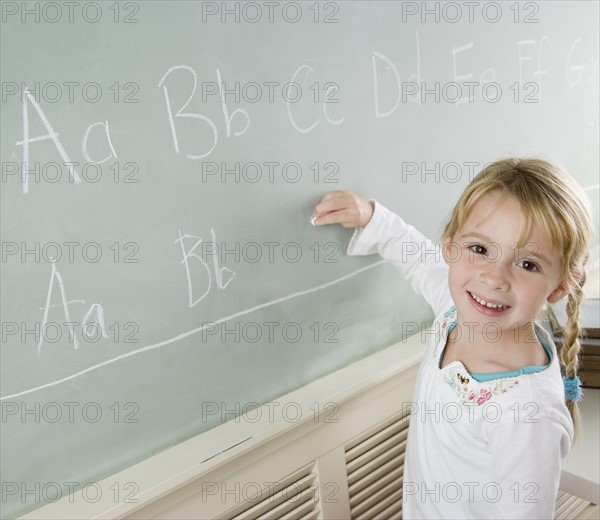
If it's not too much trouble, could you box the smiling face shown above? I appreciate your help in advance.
[442,190,569,337]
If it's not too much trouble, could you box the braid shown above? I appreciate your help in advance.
[559,269,588,444]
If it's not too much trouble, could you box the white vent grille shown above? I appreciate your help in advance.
[345,409,411,520]
[223,463,321,520]
[554,490,600,520]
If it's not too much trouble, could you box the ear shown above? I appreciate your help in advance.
[547,283,569,304]
[546,273,583,304]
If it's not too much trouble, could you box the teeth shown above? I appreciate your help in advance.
[469,292,507,310]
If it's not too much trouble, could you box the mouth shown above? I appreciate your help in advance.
[467,291,511,316]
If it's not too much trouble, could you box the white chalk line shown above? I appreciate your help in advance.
[1,260,386,401]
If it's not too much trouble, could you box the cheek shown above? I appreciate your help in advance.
[447,263,470,292]
[513,278,550,304]
[450,256,474,279]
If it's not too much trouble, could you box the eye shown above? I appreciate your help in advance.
[518,259,540,272]
[468,244,487,255]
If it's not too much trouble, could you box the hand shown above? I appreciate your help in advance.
[312,191,375,229]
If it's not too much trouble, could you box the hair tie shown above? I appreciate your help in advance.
[563,376,583,402]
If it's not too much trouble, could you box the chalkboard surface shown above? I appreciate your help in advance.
[1,1,598,517]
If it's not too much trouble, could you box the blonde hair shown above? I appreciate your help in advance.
[440,158,593,441]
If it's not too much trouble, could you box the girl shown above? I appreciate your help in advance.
[312,158,593,519]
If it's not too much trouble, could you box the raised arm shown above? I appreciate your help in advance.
[312,191,452,316]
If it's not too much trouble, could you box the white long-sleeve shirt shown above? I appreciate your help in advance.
[347,200,573,519]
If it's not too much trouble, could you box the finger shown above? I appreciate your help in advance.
[313,193,353,217]
[314,191,350,211]
[321,190,349,201]
[314,208,354,226]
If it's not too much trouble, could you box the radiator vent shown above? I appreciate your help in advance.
[344,409,411,520]
[554,490,600,519]
[223,462,321,520]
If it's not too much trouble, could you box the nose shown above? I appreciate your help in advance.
[479,261,510,291]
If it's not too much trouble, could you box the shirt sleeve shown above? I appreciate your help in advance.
[346,199,452,316]
[485,409,573,519]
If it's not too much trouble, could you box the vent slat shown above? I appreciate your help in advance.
[347,444,405,488]
[350,470,402,517]
[299,506,321,520]
[555,490,571,509]
[345,420,406,460]
[346,429,408,474]
[345,412,409,520]
[345,411,411,454]
[554,493,594,519]
[556,493,582,515]
[349,462,403,505]
[345,418,410,463]
[233,477,314,520]
[350,465,402,510]
[576,504,600,520]
[227,465,319,520]
[354,489,402,520]
[259,487,317,520]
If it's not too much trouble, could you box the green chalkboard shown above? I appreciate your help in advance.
[1,1,598,518]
